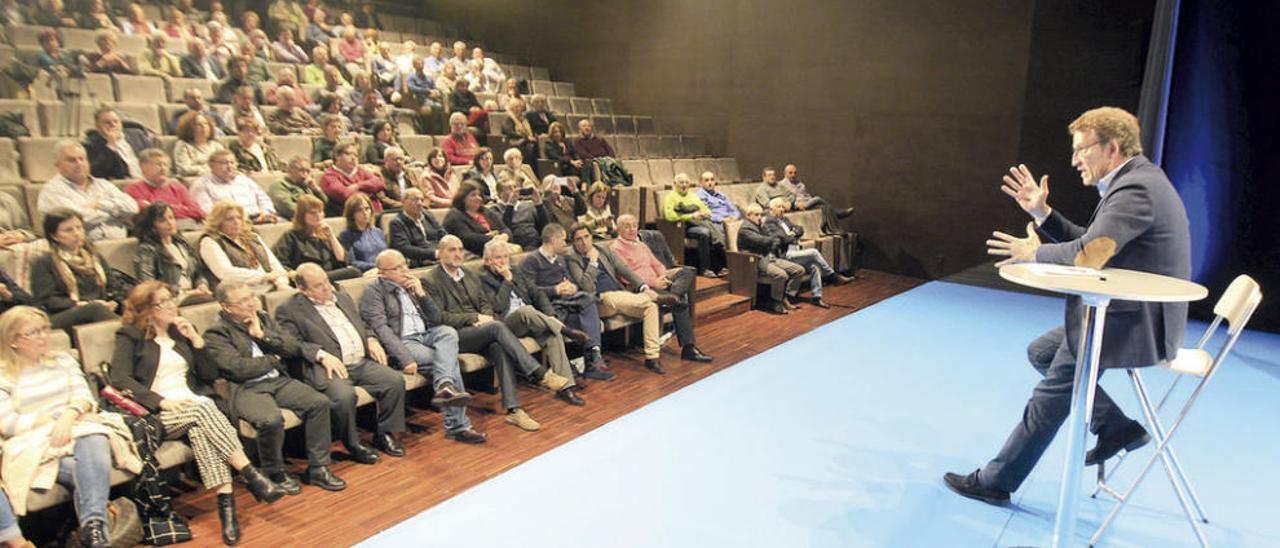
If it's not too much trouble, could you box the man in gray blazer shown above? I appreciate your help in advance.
[945,107,1192,504]
[274,263,407,462]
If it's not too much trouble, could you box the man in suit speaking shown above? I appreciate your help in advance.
[944,107,1192,504]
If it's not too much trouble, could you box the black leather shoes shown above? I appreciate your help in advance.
[827,273,856,285]
[374,432,405,457]
[345,442,379,465]
[836,207,855,219]
[217,493,241,545]
[79,518,110,548]
[653,292,682,307]
[304,466,347,491]
[268,472,302,495]
[582,365,615,381]
[1087,420,1151,466]
[557,388,586,406]
[943,469,1010,506]
[240,464,285,503]
[432,382,472,408]
[445,427,488,444]
[643,358,666,375]
[681,345,713,363]
[811,297,832,309]
[560,326,590,344]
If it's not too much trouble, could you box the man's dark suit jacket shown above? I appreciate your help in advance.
[388,211,446,267]
[442,207,511,256]
[1033,155,1191,368]
[202,310,306,421]
[477,265,555,317]
[274,291,374,391]
[564,243,647,297]
[359,277,446,368]
[763,215,805,247]
[83,126,155,180]
[423,265,496,329]
[181,54,226,80]
[736,220,785,275]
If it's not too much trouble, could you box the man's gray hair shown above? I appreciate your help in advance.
[767,197,789,210]
[375,249,405,269]
[294,263,326,289]
[482,238,508,259]
[745,203,764,215]
[439,234,463,248]
[215,280,251,304]
[616,214,638,227]
[138,148,168,164]
[54,139,85,160]
[540,223,566,244]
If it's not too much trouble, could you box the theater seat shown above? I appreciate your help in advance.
[530,66,551,81]
[0,139,19,182]
[5,25,49,48]
[613,115,636,135]
[530,80,554,97]
[646,158,674,187]
[613,135,639,160]
[267,135,313,162]
[621,160,651,186]
[635,116,656,134]
[17,136,62,181]
[400,134,433,159]
[165,78,218,103]
[638,135,661,159]
[715,158,741,182]
[95,237,140,274]
[592,98,613,115]
[570,97,593,115]
[592,115,615,135]
[548,96,572,116]
[672,159,698,179]
[681,135,707,157]
[114,74,167,104]
[37,100,98,137]
[553,82,576,97]
[111,102,163,135]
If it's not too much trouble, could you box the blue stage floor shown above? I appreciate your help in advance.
[361,282,1280,547]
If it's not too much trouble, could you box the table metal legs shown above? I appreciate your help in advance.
[1051,299,1108,548]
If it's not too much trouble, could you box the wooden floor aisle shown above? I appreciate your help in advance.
[160,270,922,546]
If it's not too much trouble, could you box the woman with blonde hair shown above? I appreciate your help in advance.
[271,195,359,281]
[197,202,291,293]
[578,181,616,239]
[173,111,226,177]
[29,209,121,330]
[111,282,284,544]
[0,306,117,547]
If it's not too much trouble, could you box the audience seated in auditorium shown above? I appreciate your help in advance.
[275,263,407,462]
[182,40,226,81]
[359,249,486,444]
[399,58,446,134]
[319,142,385,216]
[272,196,360,281]
[526,95,558,137]
[174,112,226,177]
[664,173,727,278]
[172,87,230,136]
[738,203,806,314]
[132,203,212,304]
[337,194,385,272]
[500,99,538,163]
[464,148,500,199]
[611,214,712,363]
[76,0,117,31]
[138,32,183,78]
[197,202,289,292]
[268,87,321,136]
[423,42,447,76]
[374,146,408,209]
[111,281,284,544]
[444,182,512,256]
[272,28,310,64]
[202,280,345,492]
[420,148,461,208]
[778,164,854,235]
[162,6,195,42]
[766,198,853,306]
[477,240,586,406]
[34,30,78,74]
[443,113,481,166]
[565,223,671,374]
[30,209,122,329]
[424,235,571,431]
[336,28,368,74]
[472,48,506,90]
[270,156,329,219]
[311,115,346,167]
[224,86,267,133]
[387,188,446,268]
[189,149,279,222]
[434,62,459,96]
[118,2,156,36]
[38,141,138,241]
[31,0,76,28]
[448,41,470,74]
[229,118,283,174]
[489,179,550,251]
[545,122,585,178]
[0,306,115,546]
[124,149,205,231]
[84,107,154,181]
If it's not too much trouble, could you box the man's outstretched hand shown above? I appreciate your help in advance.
[987,222,1041,267]
[1001,164,1050,218]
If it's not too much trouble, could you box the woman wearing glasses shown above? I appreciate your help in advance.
[110,282,284,544]
[0,306,114,547]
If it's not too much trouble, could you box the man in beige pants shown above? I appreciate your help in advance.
[564,223,679,375]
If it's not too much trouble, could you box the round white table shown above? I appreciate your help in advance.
[999,264,1207,548]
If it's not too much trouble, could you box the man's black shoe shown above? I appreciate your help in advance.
[560,326,590,344]
[374,432,405,457]
[1086,420,1151,466]
[943,469,1010,506]
[267,472,302,495]
[582,365,615,381]
[557,388,586,406]
[345,442,379,465]
[445,428,488,444]
[810,297,831,309]
[304,466,347,491]
[681,345,713,363]
[643,358,666,375]
[431,382,472,408]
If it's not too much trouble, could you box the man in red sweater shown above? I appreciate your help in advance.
[123,149,206,230]
[319,141,386,217]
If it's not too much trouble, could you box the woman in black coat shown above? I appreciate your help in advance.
[442,182,513,256]
[31,209,121,329]
[134,202,214,305]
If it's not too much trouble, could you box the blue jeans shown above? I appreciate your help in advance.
[55,434,112,527]
[403,326,472,433]
[785,247,835,297]
[0,489,21,542]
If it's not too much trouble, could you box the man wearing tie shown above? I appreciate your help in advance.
[944,107,1192,505]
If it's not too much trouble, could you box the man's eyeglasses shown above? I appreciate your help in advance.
[1072,141,1103,158]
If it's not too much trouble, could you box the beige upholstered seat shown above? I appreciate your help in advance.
[621,160,651,186]
[0,139,19,182]
[530,80,555,97]
[17,136,62,181]
[267,135,312,162]
[95,237,139,274]
[165,78,218,103]
[113,74,167,104]
[547,96,572,116]
[569,97,593,115]
[553,81,576,98]
[612,135,638,159]
[591,98,613,115]
[613,115,636,135]
[638,135,662,159]
[591,115,614,135]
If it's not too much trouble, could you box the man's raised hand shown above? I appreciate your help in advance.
[1001,164,1050,218]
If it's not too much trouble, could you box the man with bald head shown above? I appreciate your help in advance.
[37,140,139,241]
[360,250,486,444]
[275,263,408,461]
[778,163,854,235]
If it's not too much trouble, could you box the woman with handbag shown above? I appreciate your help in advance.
[111,281,285,545]
[29,209,122,330]
[0,306,116,548]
